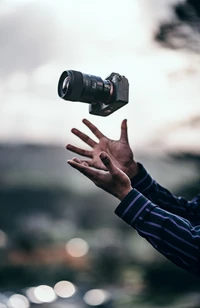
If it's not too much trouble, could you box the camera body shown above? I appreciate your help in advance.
[89,72,129,116]
[58,70,129,116]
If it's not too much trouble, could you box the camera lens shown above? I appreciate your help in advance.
[58,70,87,102]
[58,70,113,104]
[62,76,70,95]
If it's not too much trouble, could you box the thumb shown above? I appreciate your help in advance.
[120,119,129,142]
[99,152,117,174]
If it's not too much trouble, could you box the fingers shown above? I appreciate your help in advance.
[120,119,129,143]
[67,159,98,178]
[99,152,118,179]
[71,158,107,171]
[71,128,97,148]
[82,119,104,139]
[72,157,90,167]
[67,159,87,173]
[66,144,93,158]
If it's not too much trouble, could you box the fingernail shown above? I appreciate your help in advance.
[100,153,109,165]
[100,152,107,159]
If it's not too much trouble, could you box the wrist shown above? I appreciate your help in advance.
[124,161,140,179]
[118,187,133,201]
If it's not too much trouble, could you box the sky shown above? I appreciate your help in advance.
[1,0,200,153]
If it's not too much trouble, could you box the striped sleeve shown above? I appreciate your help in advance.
[115,189,200,276]
[131,163,200,222]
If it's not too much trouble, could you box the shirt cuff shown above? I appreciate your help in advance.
[115,188,157,227]
[130,163,155,194]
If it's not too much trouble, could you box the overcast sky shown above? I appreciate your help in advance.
[1,0,200,153]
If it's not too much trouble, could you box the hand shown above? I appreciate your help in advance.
[67,152,133,200]
[66,119,139,179]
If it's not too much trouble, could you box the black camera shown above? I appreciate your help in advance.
[58,70,129,116]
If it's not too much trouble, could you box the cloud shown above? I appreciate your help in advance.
[0,1,70,78]
[1,0,200,150]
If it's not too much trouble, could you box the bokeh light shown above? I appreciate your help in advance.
[25,287,42,304]
[54,280,76,298]
[8,294,29,308]
[33,285,57,303]
[83,289,110,306]
[65,238,89,258]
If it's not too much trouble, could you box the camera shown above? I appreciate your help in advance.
[58,70,129,116]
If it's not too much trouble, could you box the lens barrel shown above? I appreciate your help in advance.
[58,70,113,104]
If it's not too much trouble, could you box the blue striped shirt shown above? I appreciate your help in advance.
[115,164,200,276]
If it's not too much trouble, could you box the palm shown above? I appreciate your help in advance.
[92,137,133,172]
[67,119,136,177]
[67,151,133,200]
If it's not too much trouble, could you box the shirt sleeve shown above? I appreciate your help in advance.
[130,163,200,223]
[115,189,200,276]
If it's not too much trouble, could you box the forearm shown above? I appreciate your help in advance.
[131,163,200,221]
[115,189,200,276]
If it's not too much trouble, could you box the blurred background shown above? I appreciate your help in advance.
[1,0,200,307]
